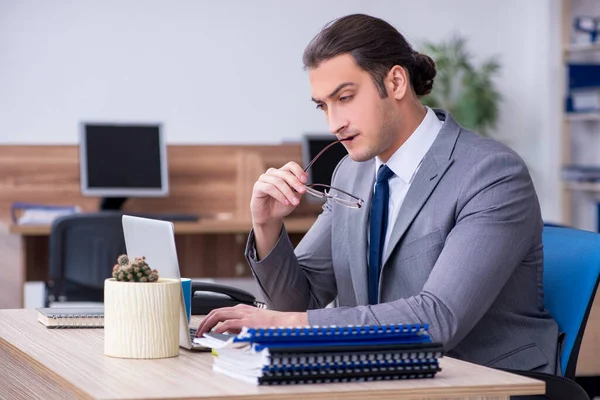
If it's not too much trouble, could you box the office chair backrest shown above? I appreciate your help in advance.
[542,226,600,378]
[48,212,126,305]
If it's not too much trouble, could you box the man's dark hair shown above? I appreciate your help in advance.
[303,14,436,98]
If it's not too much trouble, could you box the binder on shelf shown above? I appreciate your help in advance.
[566,64,600,113]
[568,63,600,90]
[561,165,600,182]
[36,307,104,328]
[568,89,600,113]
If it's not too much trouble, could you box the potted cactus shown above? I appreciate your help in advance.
[111,255,159,282]
[104,255,181,359]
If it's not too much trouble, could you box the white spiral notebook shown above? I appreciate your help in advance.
[36,307,104,328]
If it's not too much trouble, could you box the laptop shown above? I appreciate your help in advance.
[121,214,209,352]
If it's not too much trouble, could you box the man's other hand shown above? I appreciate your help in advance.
[194,304,308,337]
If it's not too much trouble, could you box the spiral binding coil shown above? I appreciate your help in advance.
[261,372,438,385]
[244,323,429,339]
[51,313,103,328]
[266,357,440,373]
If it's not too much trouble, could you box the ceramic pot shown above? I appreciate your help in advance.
[104,278,180,359]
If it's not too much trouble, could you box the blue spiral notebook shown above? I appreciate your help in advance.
[196,323,432,351]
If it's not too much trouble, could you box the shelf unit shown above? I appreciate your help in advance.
[564,42,600,54]
[561,0,600,228]
[565,112,600,121]
[564,181,600,193]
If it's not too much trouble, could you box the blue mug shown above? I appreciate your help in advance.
[181,278,192,322]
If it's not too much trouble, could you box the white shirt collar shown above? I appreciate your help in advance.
[375,107,443,183]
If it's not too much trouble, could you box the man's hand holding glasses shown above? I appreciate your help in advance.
[250,161,309,227]
[250,138,364,260]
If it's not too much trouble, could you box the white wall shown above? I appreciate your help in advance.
[0,0,561,220]
[533,0,564,224]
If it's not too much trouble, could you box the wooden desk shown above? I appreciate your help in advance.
[1,217,316,309]
[0,309,544,400]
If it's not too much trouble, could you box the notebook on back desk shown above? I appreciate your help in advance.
[121,215,209,351]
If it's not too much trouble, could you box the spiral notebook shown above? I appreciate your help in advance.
[214,362,441,385]
[213,348,442,375]
[36,307,104,328]
[211,339,444,376]
[197,323,432,351]
[212,341,444,368]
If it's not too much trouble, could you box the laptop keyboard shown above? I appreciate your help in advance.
[189,328,197,341]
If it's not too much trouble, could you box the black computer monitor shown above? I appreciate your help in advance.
[301,134,349,197]
[79,122,169,210]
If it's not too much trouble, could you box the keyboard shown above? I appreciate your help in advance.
[190,328,198,340]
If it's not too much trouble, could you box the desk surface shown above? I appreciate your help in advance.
[0,309,543,400]
[8,216,317,236]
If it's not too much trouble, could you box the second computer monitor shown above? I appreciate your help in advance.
[301,134,349,194]
[79,122,169,203]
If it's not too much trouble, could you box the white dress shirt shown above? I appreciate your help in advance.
[372,107,443,259]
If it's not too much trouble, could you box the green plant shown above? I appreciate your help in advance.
[419,35,502,137]
[112,255,159,282]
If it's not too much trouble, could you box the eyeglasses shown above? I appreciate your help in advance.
[303,139,364,209]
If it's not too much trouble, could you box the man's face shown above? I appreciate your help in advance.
[309,53,398,162]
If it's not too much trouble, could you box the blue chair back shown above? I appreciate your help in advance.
[542,226,600,378]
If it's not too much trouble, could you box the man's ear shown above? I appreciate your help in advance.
[386,65,409,100]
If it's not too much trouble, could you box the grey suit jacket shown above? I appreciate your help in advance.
[245,109,559,374]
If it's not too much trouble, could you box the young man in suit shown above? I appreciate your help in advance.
[197,14,559,374]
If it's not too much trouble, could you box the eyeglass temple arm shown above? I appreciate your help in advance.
[308,183,364,204]
[333,186,363,203]
[303,139,346,173]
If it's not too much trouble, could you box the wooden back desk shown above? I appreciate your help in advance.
[0,144,321,309]
[1,217,316,310]
[0,309,544,400]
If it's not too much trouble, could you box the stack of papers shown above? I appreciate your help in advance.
[195,324,444,385]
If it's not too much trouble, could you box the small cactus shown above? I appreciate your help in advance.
[112,255,159,282]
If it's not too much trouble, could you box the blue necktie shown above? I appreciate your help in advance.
[368,164,394,305]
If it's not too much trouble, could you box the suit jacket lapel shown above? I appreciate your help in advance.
[345,159,375,306]
[381,157,453,267]
[381,109,460,267]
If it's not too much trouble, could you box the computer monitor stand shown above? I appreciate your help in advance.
[100,197,128,211]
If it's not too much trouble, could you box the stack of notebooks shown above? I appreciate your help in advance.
[195,323,443,385]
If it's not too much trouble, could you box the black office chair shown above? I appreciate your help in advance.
[46,212,126,306]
